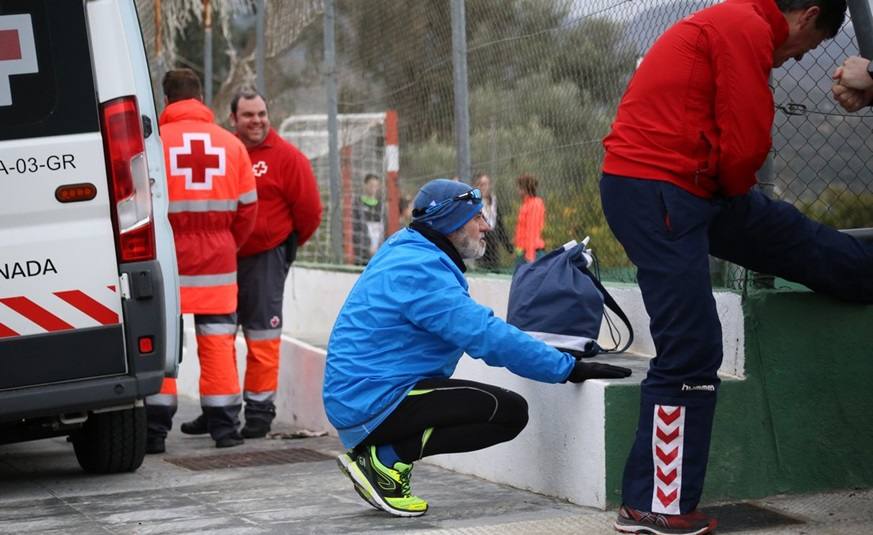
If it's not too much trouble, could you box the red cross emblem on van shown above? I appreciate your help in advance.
[169,132,227,190]
[0,14,39,107]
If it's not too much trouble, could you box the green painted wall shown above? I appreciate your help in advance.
[605,290,873,506]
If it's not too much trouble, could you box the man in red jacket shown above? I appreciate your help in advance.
[181,89,322,439]
[601,1,873,534]
[145,69,257,452]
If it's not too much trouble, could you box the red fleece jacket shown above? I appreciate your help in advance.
[238,128,323,257]
[603,0,789,198]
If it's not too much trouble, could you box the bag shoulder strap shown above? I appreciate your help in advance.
[582,266,634,354]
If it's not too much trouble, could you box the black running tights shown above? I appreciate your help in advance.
[360,378,529,464]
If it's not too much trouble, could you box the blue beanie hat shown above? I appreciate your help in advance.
[412,179,482,235]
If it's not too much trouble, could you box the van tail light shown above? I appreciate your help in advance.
[99,96,155,263]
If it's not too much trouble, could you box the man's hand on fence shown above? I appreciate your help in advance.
[832,83,873,112]
[832,56,873,112]
[833,56,873,91]
[565,360,632,383]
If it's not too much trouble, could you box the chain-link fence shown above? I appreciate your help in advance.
[137,0,873,288]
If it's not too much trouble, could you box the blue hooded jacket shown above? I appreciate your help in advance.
[322,226,575,448]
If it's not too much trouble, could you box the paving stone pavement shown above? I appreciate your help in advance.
[1,401,870,534]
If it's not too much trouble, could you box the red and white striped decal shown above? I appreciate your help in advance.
[651,404,684,514]
[0,286,121,339]
[0,322,17,338]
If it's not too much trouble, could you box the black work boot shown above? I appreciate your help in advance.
[180,413,208,435]
[203,405,244,448]
[215,431,245,448]
[144,401,174,454]
[241,419,271,439]
[145,435,166,454]
[242,400,276,439]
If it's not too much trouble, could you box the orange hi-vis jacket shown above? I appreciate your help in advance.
[514,195,545,262]
[159,99,258,314]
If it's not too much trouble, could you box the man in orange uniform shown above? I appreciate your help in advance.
[145,69,258,452]
[180,89,322,439]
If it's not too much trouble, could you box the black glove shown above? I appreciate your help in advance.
[565,360,632,383]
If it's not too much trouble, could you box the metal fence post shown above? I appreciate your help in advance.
[256,0,266,94]
[451,0,471,182]
[844,0,873,242]
[849,0,873,57]
[324,0,343,263]
[202,0,212,106]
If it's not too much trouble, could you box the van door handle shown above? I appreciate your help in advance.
[141,115,152,139]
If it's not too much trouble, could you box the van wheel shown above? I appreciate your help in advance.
[72,406,147,474]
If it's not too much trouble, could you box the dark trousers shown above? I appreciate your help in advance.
[600,173,873,514]
[361,378,529,463]
[237,244,290,425]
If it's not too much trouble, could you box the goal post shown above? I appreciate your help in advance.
[279,111,400,265]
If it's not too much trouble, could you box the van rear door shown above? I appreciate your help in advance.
[0,0,127,389]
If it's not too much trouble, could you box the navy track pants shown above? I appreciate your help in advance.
[600,173,873,514]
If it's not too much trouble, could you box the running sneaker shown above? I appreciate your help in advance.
[614,504,717,535]
[336,451,380,511]
[346,445,428,517]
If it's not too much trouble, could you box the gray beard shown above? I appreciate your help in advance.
[450,233,487,259]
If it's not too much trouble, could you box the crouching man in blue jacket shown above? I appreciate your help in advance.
[323,178,632,517]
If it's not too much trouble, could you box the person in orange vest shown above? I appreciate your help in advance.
[513,174,546,264]
[179,88,322,439]
[145,69,258,453]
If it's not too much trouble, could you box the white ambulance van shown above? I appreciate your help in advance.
[0,0,180,473]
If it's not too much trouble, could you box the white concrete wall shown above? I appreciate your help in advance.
[283,266,360,346]
[176,331,333,434]
[427,358,611,507]
[279,267,746,378]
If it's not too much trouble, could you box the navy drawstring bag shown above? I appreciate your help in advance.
[507,240,633,358]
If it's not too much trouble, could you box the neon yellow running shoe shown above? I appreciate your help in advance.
[347,445,428,517]
[337,451,380,511]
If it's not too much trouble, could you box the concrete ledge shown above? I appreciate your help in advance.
[281,266,746,377]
